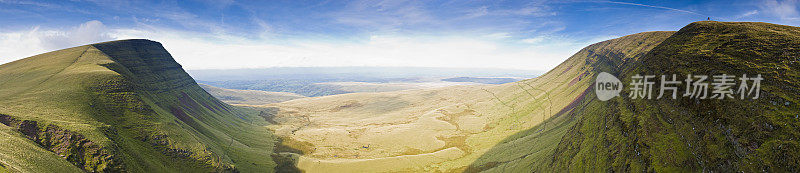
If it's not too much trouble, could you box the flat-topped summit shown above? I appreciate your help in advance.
[0,39,279,172]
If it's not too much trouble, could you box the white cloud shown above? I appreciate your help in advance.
[521,36,546,44]
[484,32,512,39]
[0,20,114,64]
[110,29,594,71]
[332,0,432,32]
[0,28,48,64]
[761,0,800,21]
[1,20,606,71]
[466,6,489,18]
[40,20,114,50]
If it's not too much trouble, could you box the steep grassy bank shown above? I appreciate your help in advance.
[466,30,676,172]
[471,21,800,172]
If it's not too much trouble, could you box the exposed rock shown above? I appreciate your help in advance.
[0,114,123,172]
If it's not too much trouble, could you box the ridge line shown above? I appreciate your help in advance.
[9,46,90,97]
[32,47,89,88]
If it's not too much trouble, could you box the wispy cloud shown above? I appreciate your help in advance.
[331,0,433,33]
[0,0,92,15]
[0,0,61,9]
[111,28,591,71]
[465,6,489,18]
[735,10,760,19]
[463,5,554,18]
[494,6,555,17]
[80,0,228,34]
[760,0,800,21]
[0,20,114,63]
[6,0,783,71]
[600,1,703,16]
[0,19,600,71]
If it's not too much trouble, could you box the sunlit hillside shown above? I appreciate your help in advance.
[453,21,800,172]
[0,40,280,172]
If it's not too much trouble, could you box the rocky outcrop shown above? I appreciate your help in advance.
[0,114,123,172]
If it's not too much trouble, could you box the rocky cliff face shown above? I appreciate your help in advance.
[0,114,122,172]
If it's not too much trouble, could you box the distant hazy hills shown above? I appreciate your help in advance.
[193,67,534,97]
[188,67,540,82]
[199,84,305,105]
[441,77,520,84]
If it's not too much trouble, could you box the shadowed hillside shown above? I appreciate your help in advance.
[465,30,676,172]
[470,21,800,172]
[0,40,279,172]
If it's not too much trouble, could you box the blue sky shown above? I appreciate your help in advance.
[1,0,798,70]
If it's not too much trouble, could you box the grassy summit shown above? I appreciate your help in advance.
[0,39,279,172]
[471,21,800,172]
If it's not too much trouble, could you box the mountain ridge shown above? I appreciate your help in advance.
[470,21,800,172]
[0,39,279,172]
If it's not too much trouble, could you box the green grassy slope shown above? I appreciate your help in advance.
[471,21,800,172]
[0,123,84,173]
[465,31,676,172]
[0,39,278,172]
